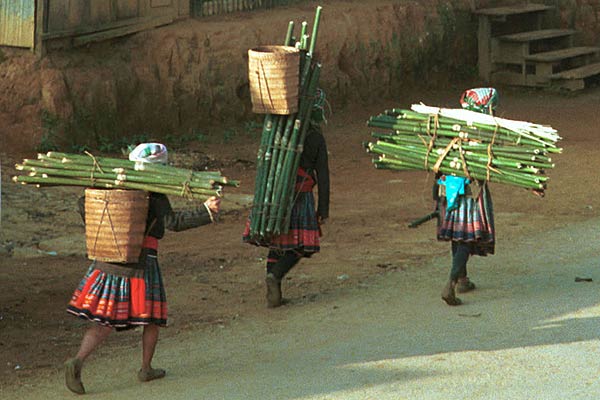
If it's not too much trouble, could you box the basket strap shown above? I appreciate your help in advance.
[259,60,275,109]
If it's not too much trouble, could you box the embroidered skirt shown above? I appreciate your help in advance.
[437,183,495,256]
[243,169,320,256]
[66,249,167,328]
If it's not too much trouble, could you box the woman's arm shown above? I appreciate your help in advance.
[163,196,220,232]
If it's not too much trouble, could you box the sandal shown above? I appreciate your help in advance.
[64,357,85,395]
[265,273,282,308]
[441,280,463,306]
[138,367,166,382]
[456,278,476,293]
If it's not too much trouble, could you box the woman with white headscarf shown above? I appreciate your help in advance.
[64,143,221,394]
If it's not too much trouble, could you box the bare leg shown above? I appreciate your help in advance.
[138,324,165,382]
[142,324,159,371]
[77,325,113,362]
[65,324,112,394]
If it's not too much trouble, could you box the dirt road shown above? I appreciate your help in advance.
[2,87,600,399]
[4,214,600,399]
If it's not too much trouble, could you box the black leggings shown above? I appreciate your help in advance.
[267,250,301,280]
[450,242,470,281]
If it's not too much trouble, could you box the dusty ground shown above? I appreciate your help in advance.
[1,83,599,396]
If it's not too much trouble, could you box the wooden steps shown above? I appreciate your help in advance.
[525,47,600,63]
[474,4,552,19]
[497,29,576,43]
[475,3,600,91]
[550,62,600,90]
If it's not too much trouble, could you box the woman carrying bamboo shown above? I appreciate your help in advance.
[64,143,221,394]
[438,88,497,306]
[244,89,330,308]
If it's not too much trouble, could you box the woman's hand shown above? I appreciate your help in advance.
[204,196,221,215]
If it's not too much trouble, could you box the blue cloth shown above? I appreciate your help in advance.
[439,176,470,212]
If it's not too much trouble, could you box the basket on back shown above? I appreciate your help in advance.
[248,45,300,115]
[85,189,149,263]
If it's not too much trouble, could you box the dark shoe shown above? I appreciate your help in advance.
[64,357,85,395]
[266,273,282,308]
[441,280,462,306]
[456,277,476,293]
[138,368,166,382]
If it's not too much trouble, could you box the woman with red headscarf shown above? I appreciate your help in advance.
[437,89,498,306]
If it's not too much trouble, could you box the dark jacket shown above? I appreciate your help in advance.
[300,126,330,219]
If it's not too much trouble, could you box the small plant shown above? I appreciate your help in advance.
[70,143,91,153]
[37,110,61,152]
[222,127,238,143]
[244,120,262,139]
[98,136,118,153]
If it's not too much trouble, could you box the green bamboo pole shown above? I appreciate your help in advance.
[368,143,545,189]
[385,109,559,148]
[285,21,295,46]
[266,115,295,234]
[249,115,275,235]
[269,51,316,235]
[370,141,547,183]
[42,152,232,183]
[13,175,221,198]
[308,6,322,56]
[369,131,556,171]
[368,142,546,186]
[260,115,288,236]
[367,118,546,148]
[16,164,221,190]
[379,110,557,147]
[24,155,237,187]
[374,157,545,190]
[280,64,322,234]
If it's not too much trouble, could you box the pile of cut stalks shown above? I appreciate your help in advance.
[246,6,323,243]
[12,151,238,199]
[365,104,562,193]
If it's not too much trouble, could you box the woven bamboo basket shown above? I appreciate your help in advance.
[248,45,300,115]
[85,189,149,263]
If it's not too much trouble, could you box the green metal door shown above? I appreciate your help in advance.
[0,0,35,48]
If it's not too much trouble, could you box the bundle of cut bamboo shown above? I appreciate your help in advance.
[12,151,238,199]
[365,104,562,192]
[245,6,323,243]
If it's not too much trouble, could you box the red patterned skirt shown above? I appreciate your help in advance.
[243,168,320,256]
[437,183,495,256]
[66,248,167,329]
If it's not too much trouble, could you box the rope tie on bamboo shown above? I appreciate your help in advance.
[432,137,460,174]
[456,139,472,181]
[180,180,194,199]
[424,113,439,169]
[84,151,104,185]
[486,119,500,182]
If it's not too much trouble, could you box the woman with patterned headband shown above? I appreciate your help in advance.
[64,143,221,394]
[437,88,497,306]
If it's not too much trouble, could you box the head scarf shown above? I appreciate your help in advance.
[128,143,168,164]
[310,88,327,124]
[459,88,498,115]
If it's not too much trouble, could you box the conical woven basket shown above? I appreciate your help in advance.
[248,45,300,115]
[85,189,149,263]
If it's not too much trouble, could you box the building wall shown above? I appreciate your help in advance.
[0,1,35,48]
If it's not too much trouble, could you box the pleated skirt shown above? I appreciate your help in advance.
[437,183,495,256]
[243,191,320,256]
[66,251,167,329]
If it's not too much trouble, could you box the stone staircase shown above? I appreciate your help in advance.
[474,3,600,90]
